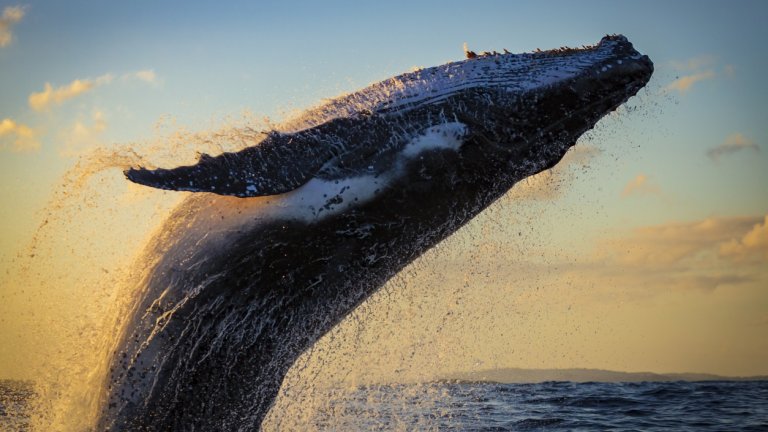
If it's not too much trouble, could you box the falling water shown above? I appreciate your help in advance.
[1,63,660,431]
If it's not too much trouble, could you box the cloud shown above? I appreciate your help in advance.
[664,55,739,94]
[130,69,157,84]
[576,215,768,295]
[719,215,768,262]
[61,111,108,157]
[0,118,40,152]
[707,133,759,161]
[0,5,25,48]
[597,216,761,267]
[665,70,716,94]
[28,75,113,111]
[665,55,718,93]
[621,173,661,197]
[29,70,159,111]
[669,55,716,71]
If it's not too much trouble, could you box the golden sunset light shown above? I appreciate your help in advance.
[1,1,766,430]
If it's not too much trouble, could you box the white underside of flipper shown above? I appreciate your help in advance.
[265,122,468,223]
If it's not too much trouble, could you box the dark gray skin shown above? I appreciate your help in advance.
[102,36,652,430]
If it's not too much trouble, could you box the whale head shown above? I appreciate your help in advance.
[369,34,653,176]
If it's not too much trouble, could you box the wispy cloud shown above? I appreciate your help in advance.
[719,215,768,262]
[61,111,108,157]
[0,117,40,152]
[621,173,661,197]
[127,69,157,84]
[28,75,113,111]
[581,215,767,294]
[665,70,716,94]
[664,55,727,94]
[707,133,759,161]
[597,216,760,267]
[669,55,716,71]
[29,70,160,111]
[0,5,25,48]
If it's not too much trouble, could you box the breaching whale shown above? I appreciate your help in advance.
[103,35,652,430]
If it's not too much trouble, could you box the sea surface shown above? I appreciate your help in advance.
[2,380,767,431]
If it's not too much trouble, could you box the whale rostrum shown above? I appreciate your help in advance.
[106,35,653,430]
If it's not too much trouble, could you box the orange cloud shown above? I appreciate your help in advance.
[577,215,768,295]
[28,75,113,111]
[29,70,158,111]
[665,70,716,94]
[0,5,25,48]
[669,55,716,71]
[621,173,660,197]
[599,216,761,267]
[707,133,759,160]
[719,216,768,262]
[0,118,40,152]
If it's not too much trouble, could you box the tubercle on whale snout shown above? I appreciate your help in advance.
[102,36,653,431]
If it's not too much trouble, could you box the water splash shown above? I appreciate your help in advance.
[1,115,279,430]
[3,41,657,430]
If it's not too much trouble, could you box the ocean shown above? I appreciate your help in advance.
[3,379,767,431]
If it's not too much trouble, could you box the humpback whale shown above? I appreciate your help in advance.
[103,35,652,430]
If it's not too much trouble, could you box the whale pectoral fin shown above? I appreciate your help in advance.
[125,131,334,197]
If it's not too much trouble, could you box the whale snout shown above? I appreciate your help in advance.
[563,39,654,119]
[600,36,654,93]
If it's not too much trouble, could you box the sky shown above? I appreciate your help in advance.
[1,0,767,391]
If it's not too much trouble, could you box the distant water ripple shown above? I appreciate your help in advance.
[312,380,768,431]
[3,380,767,430]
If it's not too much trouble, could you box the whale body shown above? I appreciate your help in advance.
[103,35,652,430]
